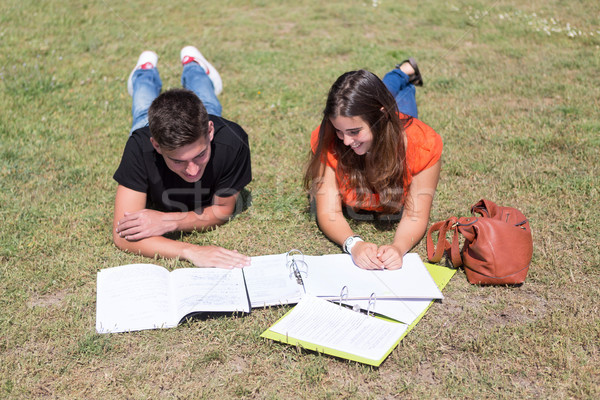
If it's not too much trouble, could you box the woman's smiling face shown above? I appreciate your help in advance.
[330,115,374,155]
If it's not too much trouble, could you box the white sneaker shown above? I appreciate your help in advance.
[180,46,223,96]
[127,50,158,96]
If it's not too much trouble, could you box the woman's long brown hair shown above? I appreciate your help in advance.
[304,70,412,214]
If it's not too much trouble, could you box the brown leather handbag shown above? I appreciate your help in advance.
[426,199,533,285]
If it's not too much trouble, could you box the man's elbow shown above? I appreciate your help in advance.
[206,213,232,230]
[212,204,236,224]
[112,230,130,251]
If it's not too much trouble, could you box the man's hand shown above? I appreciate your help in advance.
[351,241,385,270]
[377,245,404,270]
[182,245,251,269]
[116,209,179,241]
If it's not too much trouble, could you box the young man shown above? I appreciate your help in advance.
[113,46,252,269]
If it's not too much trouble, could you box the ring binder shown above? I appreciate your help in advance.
[259,261,458,366]
[243,250,444,321]
[262,295,409,366]
[286,249,307,293]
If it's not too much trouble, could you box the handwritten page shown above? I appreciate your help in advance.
[243,254,303,307]
[96,264,250,334]
[170,268,250,318]
[269,295,407,362]
[96,264,172,333]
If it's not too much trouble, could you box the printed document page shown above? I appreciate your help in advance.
[269,295,407,362]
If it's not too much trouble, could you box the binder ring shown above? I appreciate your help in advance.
[366,293,377,316]
[338,285,349,306]
[286,249,307,291]
[286,249,304,264]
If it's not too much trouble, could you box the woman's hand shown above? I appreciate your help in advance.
[377,245,404,270]
[351,241,385,270]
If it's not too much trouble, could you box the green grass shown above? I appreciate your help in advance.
[1,0,599,398]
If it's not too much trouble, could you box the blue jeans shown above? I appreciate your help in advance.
[382,69,418,119]
[130,63,222,134]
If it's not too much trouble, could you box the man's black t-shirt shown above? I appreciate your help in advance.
[113,115,252,213]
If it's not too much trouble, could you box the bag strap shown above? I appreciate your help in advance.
[449,223,463,267]
[426,217,463,267]
[426,219,451,262]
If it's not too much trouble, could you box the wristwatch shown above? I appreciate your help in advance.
[343,235,364,255]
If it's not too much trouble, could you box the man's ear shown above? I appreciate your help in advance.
[149,137,162,155]
[208,121,215,142]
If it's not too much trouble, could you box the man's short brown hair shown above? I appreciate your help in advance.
[148,89,209,150]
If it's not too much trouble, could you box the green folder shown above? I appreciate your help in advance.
[260,263,456,366]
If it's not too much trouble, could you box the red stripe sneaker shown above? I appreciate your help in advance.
[127,51,158,96]
[180,46,223,96]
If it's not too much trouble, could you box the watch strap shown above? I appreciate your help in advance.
[343,235,363,254]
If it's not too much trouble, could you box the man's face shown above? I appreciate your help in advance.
[151,122,214,183]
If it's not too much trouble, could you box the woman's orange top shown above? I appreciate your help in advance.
[310,115,442,211]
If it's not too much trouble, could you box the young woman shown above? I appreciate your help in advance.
[305,60,442,270]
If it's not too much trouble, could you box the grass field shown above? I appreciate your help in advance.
[1,0,599,398]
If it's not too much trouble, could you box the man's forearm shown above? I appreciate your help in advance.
[113,231,194,260]
[172,204,234,232]
[112,231,250,269]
